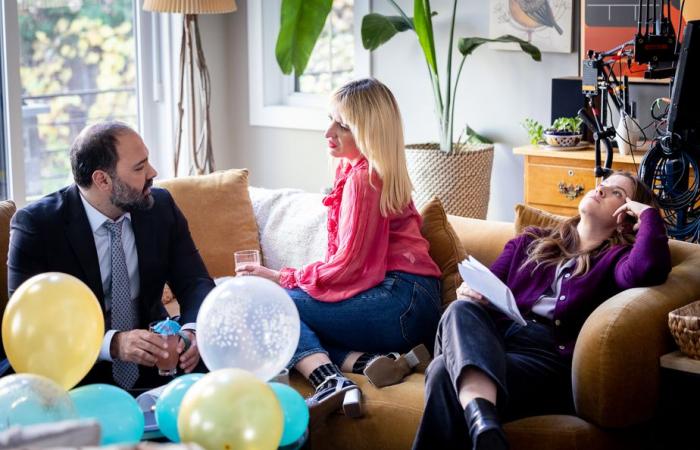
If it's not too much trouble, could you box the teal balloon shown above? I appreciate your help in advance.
[155,374,204,442]
[269,382,309,446]
[0,374,76,431]
[69,384,144,445]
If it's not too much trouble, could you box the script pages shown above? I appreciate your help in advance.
[457,256,527,326]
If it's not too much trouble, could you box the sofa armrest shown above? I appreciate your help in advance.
[447,215,514,266]
[572,240,700,428]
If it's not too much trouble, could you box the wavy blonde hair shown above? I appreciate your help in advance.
[332,78,412,216]
[521,171,656,277]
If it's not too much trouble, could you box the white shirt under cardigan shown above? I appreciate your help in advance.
[530,258,576,319]
[79,193,194,362]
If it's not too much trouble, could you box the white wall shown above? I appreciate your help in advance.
[199,1,335,195]
[201,0,581,220]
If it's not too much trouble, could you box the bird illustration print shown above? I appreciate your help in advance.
[509,0,563,41]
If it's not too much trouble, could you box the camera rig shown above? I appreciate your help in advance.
[578,1,700,241]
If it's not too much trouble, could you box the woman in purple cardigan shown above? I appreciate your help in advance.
[412,172,671,450]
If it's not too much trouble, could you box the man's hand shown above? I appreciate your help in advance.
[235,264,281,284]
[111,329,169,366]
[178,330,199,373]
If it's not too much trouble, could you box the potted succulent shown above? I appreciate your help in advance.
[275,0,541,218]
[522,117,584,148]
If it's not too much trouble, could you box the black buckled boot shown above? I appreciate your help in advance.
[463,398,508,450]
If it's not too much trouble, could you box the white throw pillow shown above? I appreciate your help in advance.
[248,187,327,271]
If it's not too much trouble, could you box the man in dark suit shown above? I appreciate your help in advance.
[7,121,215,389]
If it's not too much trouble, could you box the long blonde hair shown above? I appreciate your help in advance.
[332,78,412,216]
[521,171,656,277]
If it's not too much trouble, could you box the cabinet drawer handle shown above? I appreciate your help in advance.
[558,181,584,200]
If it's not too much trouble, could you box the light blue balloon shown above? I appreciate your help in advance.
[269,382,309,446]
[69,384,144,445]
[0,374,76,431]
[155,374,204,442]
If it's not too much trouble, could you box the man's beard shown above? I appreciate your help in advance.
[110,176,154,212]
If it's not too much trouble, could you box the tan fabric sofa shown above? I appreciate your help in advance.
[2,169,699,450]
[292,216,700,450]
[156,172,700,450]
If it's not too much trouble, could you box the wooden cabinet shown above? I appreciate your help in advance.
[513,145,646,216]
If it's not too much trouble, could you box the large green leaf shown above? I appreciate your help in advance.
[361,13,412,51]
[275,0,333,75]
[413,0,438,75]
[458,34,541,61]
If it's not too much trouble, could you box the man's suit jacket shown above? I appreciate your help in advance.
[5,184,215,387]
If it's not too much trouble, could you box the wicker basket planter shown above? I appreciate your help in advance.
[405,143,494,218]
[669,300,700,359]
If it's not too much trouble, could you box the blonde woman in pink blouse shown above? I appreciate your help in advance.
[236,78,442,427]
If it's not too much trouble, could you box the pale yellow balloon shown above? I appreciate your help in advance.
[2,273,104,390]
[178,368,283,450]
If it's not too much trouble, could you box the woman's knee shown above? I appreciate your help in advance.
[442,299,486,324]
[425,354,450,385]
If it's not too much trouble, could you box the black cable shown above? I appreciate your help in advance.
[640,141,700,240]
[606,103,648,172]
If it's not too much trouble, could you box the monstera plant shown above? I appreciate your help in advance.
[276,0,542,217]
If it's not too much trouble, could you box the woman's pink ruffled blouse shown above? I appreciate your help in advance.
[279,159,441,302]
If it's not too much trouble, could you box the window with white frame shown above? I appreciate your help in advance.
[1,0,177,205]
[248,0,370,131]
[296,0,356,95]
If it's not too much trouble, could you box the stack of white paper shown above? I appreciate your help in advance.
[457,256,527,326]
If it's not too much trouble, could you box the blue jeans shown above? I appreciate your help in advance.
[286,271,442,368]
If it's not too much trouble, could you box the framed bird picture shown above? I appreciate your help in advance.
[489,0,574,53]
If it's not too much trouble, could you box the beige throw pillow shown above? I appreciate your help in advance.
[157,169,260,278]
[420,197,467,307]
[514,204,567,234]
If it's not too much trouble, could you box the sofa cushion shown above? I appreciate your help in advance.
[157,169,259,278]
[420,197,467,307]
[292,371,426,450]
[514,204,567,234]
[248,187,326,270]
[448,215,514,267]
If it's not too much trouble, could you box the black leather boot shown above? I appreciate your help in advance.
[463,398,509,450]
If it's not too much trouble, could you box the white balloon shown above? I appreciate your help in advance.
[196,276,301,381]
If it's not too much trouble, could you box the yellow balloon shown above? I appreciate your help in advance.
[179,368,283,450]
[2,273,104,390]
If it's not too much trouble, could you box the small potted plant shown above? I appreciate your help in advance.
[522,117,583,147]
[544,117,584,147]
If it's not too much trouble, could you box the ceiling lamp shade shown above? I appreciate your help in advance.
[142,0,237,14]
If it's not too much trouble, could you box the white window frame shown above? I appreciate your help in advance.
[248,0,371,131]
[0,1,179,206]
